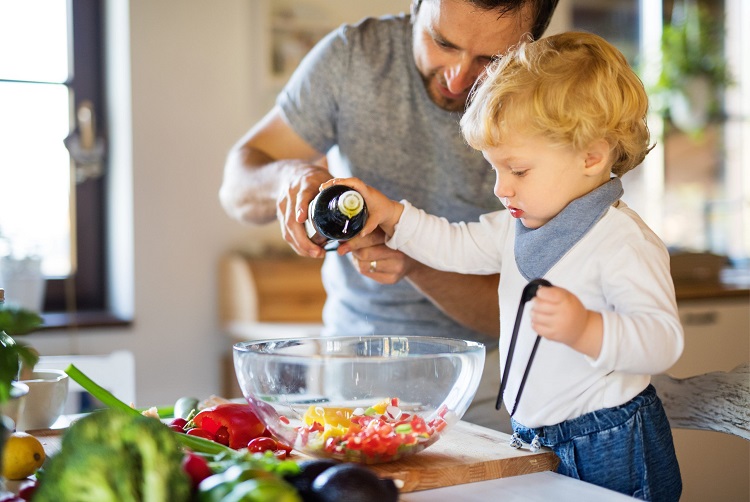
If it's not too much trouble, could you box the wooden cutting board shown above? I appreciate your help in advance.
[31,421,559,494]
[369,421,559,492]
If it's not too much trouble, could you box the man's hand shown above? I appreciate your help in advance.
[337,228,417,284]
[530,286,603,358]
[219,106,334,258]
[276,164,332,258]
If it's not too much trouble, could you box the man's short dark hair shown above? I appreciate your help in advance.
[414,0,560,40]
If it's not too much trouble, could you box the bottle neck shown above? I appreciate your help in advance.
[337,191,365,218]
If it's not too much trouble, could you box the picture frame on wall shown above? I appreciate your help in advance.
[259,0,332,87]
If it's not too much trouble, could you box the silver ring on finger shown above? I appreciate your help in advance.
[369,260,377,273]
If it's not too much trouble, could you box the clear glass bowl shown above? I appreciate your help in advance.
[233,336,485,464]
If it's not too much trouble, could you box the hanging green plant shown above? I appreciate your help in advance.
[0,302,42,404]
[650,1,732,135]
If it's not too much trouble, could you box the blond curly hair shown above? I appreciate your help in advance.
[461,31,653,177]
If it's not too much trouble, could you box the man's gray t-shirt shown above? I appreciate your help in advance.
[278,14,502,348]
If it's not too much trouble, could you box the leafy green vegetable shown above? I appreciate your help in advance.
[219,477,301,502]
[206,450,300,479]
[0,304,42,403]
[37,443,141,501]
[198,453,301,502]
[34,409,192,502]
[0,306,44,336]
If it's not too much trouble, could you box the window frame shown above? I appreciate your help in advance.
[36,0,123,328]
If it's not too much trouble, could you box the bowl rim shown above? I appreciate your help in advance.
[233,335,486,359]
[10,381,29,397]
[20,369,69,384]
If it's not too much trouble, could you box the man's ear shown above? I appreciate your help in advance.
[583,139,612,176]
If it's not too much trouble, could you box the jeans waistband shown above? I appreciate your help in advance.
[511,385,657,446]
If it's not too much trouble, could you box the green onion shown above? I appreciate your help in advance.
[177,431,237,455]
[64,364,136,415]
[64,363,234,455]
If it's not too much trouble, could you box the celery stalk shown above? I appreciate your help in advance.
[64,363,234,455]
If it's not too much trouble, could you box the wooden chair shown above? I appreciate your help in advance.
[651,362,749,440]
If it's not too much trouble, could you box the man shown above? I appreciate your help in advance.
[220,0,559,431]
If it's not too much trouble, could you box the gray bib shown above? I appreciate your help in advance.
[515,178,624,281]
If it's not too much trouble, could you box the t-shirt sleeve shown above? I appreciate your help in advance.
[276,25,350,155]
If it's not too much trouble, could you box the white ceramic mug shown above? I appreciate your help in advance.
[17,370,69,431]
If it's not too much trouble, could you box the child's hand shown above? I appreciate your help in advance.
[320,178,404,237]
[530,286,603,358]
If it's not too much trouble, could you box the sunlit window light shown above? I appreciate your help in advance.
[0,0,72,278]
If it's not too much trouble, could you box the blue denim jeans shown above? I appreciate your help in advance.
[511,385,682,501]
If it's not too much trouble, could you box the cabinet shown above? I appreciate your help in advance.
[219,253,326,398]
[668,296,750,502]
[671,297,749,376]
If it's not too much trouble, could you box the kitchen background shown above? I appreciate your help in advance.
[0,0,747,500]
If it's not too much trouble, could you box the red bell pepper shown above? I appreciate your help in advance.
[192,403,266,449]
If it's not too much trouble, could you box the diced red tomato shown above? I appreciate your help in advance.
[307,421,324,433]
[247,436,278,453]
[295,398,446,462]
[182,451,213,489]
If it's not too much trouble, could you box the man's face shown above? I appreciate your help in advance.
[412,0,533,112]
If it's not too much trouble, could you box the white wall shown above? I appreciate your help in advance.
[24,0,409,408]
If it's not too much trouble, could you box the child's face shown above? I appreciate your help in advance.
[484,133,609,229]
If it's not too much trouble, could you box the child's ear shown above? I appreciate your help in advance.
[583,139,612,176]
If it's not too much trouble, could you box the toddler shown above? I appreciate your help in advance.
[323,31,683,501]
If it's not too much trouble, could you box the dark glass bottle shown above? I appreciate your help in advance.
[305,185,367,251]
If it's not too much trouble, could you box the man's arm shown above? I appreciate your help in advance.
[407,266,500,338]
[340,233,500,338]
[219,106,333,258]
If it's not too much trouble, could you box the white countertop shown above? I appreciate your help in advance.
[401,470,634,501]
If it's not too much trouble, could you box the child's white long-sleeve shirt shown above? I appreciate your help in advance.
[387,200,684,428]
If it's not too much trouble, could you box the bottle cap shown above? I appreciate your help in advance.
[337,191,364,218]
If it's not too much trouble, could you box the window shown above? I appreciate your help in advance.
[568,0,749,268]
[0,0,116,325]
